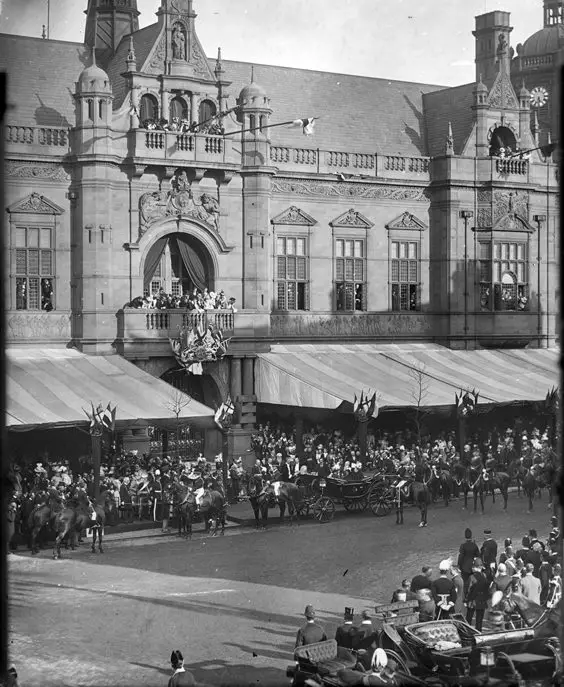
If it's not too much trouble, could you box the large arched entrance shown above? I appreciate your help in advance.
[143,232,215,296]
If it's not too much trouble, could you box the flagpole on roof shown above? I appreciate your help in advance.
[222,117,319,138]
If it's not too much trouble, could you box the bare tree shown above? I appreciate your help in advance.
[164,387,192,459]
[409,364,430,449]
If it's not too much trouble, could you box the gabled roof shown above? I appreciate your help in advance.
[422,82,476,157]
[0,31,445,156]
[0,33,89,127]
[221,59,445,156]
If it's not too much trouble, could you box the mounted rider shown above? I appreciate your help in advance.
[188,461,206,509]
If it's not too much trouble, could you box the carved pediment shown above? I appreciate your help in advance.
[271,206,317,226]
[487,71,519,110]
[330,208,373,229]
[386,211,427,231]
[7,192,65,215]
[473,212,535,234]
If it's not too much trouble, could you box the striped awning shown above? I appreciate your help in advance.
[6,348,215,430]
[256,344,560,410]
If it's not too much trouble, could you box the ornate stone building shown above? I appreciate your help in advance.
[1,0,559,458]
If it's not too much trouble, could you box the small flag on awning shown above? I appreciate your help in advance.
[215,396,235,429]
[288,117,317,136]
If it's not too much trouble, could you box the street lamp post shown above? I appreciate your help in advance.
[533,214,547,347]
[459,210,474,349]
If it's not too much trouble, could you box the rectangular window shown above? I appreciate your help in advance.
[276,236,309,310]
[479,241,528,311]
[335,239,366,311]
[15,226,55,311]
[390,240,419,311]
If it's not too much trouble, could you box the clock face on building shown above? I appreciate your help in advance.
[530,86,549,108]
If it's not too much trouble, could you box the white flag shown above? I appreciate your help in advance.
[288,117,316,136]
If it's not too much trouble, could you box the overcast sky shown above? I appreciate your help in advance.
[0,0,543,86]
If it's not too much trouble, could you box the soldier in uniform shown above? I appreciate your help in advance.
[465,558,489,631]
[294,605,327,649]
[334,608,355,649]
[431,560,457,619]
[481,529,498,582]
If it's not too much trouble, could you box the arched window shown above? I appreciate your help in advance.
[198,99,217,125]
[249,114,256,132]
[489,126,518,157]
[169,96,188,123]
[139,94,159,126]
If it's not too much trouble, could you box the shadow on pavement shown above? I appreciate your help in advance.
[188,659,286,687]
[224,640,294,662]
[254,625,297,638]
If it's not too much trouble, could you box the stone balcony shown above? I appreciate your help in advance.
[127,129,240,168]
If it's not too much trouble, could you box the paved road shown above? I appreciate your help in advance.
[9,494,555,687]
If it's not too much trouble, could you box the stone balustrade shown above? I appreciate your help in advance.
[495,158,529,176]
[269,145,429,178]
[132,308,235,335]
[5,125,70,152]
[132,129,236,164]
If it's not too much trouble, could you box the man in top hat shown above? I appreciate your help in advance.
[352,610,375,651]
[481,530,497,582]
[458,529,480,596]
[335,608,356,649]
[294,605,327,649]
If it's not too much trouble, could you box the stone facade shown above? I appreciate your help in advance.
[2,1,560,457]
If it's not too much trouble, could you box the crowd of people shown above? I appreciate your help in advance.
[296,520,562,658]
[142,117,224,136]
[126,287,237,312]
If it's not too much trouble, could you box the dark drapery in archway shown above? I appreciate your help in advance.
[143,236,168,287]
[171,235,207,291]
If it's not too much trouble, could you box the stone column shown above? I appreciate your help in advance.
[295,415,304,462]
[242,357,254,396]
[230,358,242,425]
[190,93,197,124]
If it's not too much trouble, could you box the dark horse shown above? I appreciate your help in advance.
[265,481,306,525]
[454,465,487,513]
[171,483,227,538]
[487,471,511,510]
[522,466,540,514]
[409,474,431,527]
[428,466,452,507]
[247,474,272,529]
[71,491,113,554]
[28,497,77,559]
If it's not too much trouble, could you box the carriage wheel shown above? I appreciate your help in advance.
[312,497,335,523]
[369,490,393,517]
[296,501,310,517]
[343,496,368,512]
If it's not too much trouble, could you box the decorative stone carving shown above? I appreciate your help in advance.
[477,207,492,227]
[492,213,534,233]
[171,23,186,60]
[330,208,373,228]
[147,37,165,74]
[477,189,492,203]
[7,313,71,340]
[138,168,220,239]
[487,72,519,110]
[191,39,212,77]
[270,313,434,338]
[7,192,65,215]
[493,190,528,222]
[271,206,317,226]
[386,211,427,231]
[5,161,70,182]
[272,178,428,201]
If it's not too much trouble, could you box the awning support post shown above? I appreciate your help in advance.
[91,428,102,500]
[357,420,368,464]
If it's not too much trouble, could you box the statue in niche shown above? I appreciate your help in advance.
[497,33,508,55]
[172,24,186,60]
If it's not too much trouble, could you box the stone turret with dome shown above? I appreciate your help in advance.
[74,46,114,151]
[236,67,272,141]
[76,47,112,95]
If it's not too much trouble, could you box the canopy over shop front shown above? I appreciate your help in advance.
[6,348,215,431]
[255,344,559,411]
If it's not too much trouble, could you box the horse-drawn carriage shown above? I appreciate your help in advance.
[287,594,561,687]
[294,472,397,522]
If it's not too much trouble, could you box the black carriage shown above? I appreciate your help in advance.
[294,472,397,523]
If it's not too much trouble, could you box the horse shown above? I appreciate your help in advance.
[409,473,431,528]
[496,590,561,639]
[247,474,272,530]
[507,459,526,497]
[486,471,511,510]
[171,483,227,537]
[428,465,452,507]
[265,481,306,526]
[459,466,487,513]
[70,491,113,554]
[28,497,78,559]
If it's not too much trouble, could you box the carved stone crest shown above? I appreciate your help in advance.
[493,190,528,222]
[271,206,317,226]
[386,211,427,231]
[272,178,428,201]
[487,72,519,110]
[138,169,220,239]
[330,208,373,228]
[7,192,65,215]
[5,161,70,182]
[147,36,165,74]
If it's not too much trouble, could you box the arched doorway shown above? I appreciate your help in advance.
[489,126,518,156]
[143,232,215,296]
